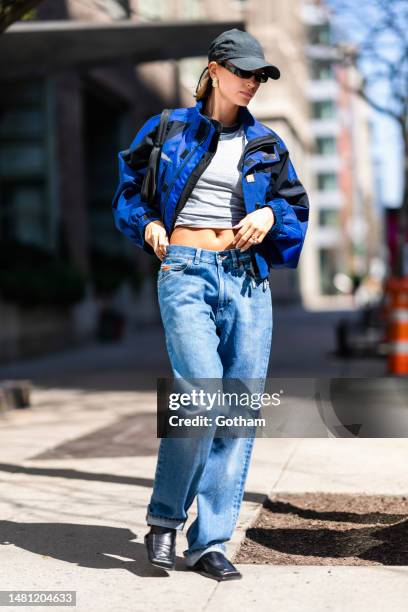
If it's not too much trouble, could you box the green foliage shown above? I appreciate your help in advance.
[0,0,42,33]
[20,9,36,20]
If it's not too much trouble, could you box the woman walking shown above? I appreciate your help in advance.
[112,28,309,581]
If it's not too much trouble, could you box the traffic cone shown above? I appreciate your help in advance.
[385,276,408,375]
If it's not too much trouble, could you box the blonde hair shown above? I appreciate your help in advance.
[193,66,213,101]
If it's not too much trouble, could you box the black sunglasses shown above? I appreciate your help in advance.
[219,61,269,83]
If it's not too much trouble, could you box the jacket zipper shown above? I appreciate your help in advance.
[161,122,212,215]
[169,121,222,235]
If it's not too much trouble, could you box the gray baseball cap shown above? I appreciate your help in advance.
[208,28,280,80]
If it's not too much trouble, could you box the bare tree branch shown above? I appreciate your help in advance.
[351,82,403,124]
[373,0,407,46]
[328,0,408,276]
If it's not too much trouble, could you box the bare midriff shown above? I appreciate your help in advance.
[169,226,241,251]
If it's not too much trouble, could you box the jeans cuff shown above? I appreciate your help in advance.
[183,543,227,567]
[146,513,186,530]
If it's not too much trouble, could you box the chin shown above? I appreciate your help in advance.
[239,95,253,105]
[235,98,250,107]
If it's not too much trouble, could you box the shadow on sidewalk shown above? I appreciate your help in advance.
[0,519,183,577]
[0,463,268,504]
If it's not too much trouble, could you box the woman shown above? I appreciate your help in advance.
[112,28,309,581]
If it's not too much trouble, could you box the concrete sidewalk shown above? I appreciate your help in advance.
[1,381,408,612]
[0,307,402,612]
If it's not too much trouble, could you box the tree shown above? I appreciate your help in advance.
[0,0,44,33]
[328,0,408,277]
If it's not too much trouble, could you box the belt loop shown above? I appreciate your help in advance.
[193,248,202,265]
[231,249,239,268]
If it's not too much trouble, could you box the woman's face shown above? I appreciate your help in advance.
[208,60,263,106]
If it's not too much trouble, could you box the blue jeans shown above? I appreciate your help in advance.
[146,244,273,566]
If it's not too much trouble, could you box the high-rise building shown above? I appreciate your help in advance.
[302,0,383,309]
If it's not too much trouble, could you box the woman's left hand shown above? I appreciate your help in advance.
[231,207,275,251]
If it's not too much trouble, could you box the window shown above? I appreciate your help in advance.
[319,248,338,295]
[83,86,128,256]
[317,173,338,191]
[0,79,52,249]
[316,136,337,155]
[0,183,48,246]
[310,23,331,45]
[311,61,334,81]
[312,100,336,119]
[318,209,339,227]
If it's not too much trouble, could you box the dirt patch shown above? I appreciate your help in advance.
[235,493,408,565]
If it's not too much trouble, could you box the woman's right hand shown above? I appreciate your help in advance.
[145,220,169,260]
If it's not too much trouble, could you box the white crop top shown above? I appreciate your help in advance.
[174,122,248,228]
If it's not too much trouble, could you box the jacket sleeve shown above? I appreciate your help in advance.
[112,113,163,256]
[257,149,309,269]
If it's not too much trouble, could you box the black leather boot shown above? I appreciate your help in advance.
[188,551,242,581]
[144,525,177,570]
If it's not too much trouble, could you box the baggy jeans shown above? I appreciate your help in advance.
[145,244,273,567]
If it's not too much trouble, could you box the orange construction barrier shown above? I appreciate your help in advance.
[385,276,408,375]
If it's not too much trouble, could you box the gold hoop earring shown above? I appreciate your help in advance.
[212,77,218,88]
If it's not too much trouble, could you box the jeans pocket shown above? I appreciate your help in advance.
[157,258,190,286]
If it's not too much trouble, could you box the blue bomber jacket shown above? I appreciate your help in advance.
[112,98,309,281]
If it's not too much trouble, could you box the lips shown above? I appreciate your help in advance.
[240,91,253,99]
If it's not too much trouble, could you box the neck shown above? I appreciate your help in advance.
[202,92,240,127]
